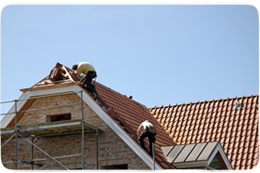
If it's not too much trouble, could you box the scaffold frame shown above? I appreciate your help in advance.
[1,90,102,170]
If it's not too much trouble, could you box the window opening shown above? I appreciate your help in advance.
[208,155,223,170]
[101,164,128,170]
[47,113,71,122]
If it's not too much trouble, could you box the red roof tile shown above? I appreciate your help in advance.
[149,95,259,170]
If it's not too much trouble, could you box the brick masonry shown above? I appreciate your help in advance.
[1,93,151,170]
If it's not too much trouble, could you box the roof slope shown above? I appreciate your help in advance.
[95,82,176,168]
[149,95,259,170]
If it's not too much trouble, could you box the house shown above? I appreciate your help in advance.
[0,62,258,170]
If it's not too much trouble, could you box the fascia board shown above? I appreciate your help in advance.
[0,85,79,128]
[217,144,233,170]
[1,84,162,170]
[207,143,219,166]
[207,143,233,170]
[1,92,29,128]
[173,160,208,168]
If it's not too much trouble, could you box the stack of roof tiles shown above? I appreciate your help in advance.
[149,95,259,170]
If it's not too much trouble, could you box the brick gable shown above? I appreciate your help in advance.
[1,93,150,170]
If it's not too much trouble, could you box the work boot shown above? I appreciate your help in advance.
[83,84,87,88]
[92,92,97,100]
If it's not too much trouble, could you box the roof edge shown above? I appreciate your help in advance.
[20,81,82,92]
[150,94,259,109]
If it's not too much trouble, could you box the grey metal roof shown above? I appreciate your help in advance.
[161,141,232,169]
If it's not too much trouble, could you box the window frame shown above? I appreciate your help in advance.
[46,113,71,122]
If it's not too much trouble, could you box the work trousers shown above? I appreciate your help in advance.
[81,71,97,95]
[138,128,156,157]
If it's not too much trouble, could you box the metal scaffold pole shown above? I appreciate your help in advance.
[18,133,69,170]
[1,90,101,170]
[1,134,16,149]
[152,142,155,170]
[31,137,34,170]
[81,90,86,170]
[14,100,18,170]
[96,128,99,169]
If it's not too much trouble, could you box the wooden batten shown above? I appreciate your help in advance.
[20,81,82,92]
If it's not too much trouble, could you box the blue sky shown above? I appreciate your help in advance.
[0,5,259,116]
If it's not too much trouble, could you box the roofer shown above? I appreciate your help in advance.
[137,120,156,157]
[72,62,98,97]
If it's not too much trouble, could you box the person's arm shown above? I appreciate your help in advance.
[74,70,81,80]
[137,124,143,137]
[76,69,81,75]
[75,64,83,75]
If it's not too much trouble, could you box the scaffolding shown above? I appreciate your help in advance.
[0,90,102,170]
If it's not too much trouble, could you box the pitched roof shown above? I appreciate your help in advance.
[149,95,259,170]
[10,62,176,169]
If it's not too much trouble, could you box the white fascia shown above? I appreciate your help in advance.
[0,84,162,170]
[207,143,233,170]
[173,160,208,169]
[1,92,30,128]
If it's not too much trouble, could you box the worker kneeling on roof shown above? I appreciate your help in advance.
[137,120,156,157]
[72,62,98,97]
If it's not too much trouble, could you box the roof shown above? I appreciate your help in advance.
[149,95,259,170]
[3,62,176,169]
[161,141,232,169]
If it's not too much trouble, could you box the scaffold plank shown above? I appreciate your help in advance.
[1,119,101,139]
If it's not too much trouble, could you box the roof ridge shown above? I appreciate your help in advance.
[149,94,259,109]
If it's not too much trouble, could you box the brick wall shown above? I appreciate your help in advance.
[1,93,150,170]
